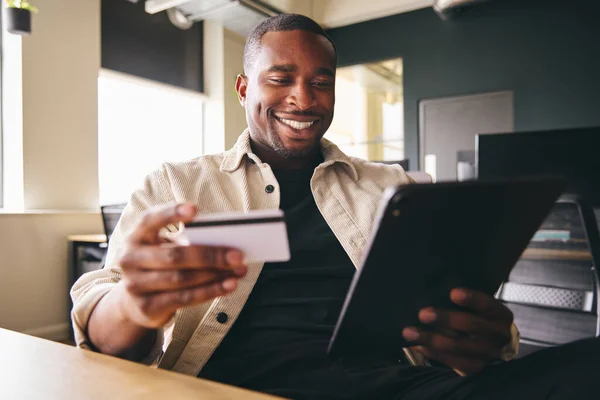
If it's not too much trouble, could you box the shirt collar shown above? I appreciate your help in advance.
[220,129,359,181]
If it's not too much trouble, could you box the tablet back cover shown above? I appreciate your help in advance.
[328,178,566,358]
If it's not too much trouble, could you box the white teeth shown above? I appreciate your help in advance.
[279,118,315,130]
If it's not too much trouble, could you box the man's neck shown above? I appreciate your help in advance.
[250,137,322,170]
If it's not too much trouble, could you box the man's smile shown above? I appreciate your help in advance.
[272,112,322,138]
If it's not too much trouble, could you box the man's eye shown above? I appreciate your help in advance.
[270,78,290,84]
[313,81,333,88]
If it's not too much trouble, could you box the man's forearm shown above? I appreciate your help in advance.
[87,284,157,361]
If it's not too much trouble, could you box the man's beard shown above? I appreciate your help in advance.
[263,118,318,159]
[267,132,315,159]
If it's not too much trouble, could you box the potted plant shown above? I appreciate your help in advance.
[4,1,38,36]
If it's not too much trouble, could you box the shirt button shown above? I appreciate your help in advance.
[265,184,275,194]
[216,312,228,324]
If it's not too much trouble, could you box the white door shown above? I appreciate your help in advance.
[419,91,514,181]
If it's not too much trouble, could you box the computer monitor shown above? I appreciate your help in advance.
[100,204,126,242]
[476,127,600,206]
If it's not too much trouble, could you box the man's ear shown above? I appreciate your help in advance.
[235,74,248,108]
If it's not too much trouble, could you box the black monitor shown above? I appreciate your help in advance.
[476,127,600,206]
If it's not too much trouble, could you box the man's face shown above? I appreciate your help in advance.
[237,30,336,159]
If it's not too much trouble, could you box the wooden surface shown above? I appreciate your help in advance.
[0,329,281,400]
[67,234,107,243]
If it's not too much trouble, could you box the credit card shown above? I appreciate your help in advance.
[175,209,290,263]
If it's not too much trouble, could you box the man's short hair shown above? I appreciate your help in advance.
[243,13,337,75]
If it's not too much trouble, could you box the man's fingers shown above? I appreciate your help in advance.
[120,244,245,270]
[123,267,247,295]
[419,308,512,346]
[402,327,502,360]
[130,203,197,244]
[413,346,487,375]
[135,279,240,317]
[450,288,514,324]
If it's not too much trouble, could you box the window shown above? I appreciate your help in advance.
[326,58,404,164]
[98,70,205,205]
[1,18,25,210]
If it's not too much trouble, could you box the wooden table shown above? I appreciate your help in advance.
[0,328,281,400]
[67,234,108,243]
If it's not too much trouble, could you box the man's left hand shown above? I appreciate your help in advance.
[402,288,514,375]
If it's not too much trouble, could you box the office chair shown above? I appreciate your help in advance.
[87,203,127,270]
[374,159,410,171]
[101,203,127,242]
[496,197,600,357]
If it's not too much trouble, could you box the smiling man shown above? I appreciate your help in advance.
[71,14,600,400]
[239,26,336,165]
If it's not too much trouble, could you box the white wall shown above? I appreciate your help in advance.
[202,20,226,155]
[203,22,247,153]
[20,0,100,210]
[0,0,102,340]
[223,29,248,149]
[1,33,24,210]
[0,213,102,339]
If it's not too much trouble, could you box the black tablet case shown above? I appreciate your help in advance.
[328,178,566,358]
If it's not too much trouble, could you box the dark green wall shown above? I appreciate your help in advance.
[102,0,203,92]
[328,1,600,168]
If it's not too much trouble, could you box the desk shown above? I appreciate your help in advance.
[67,234,109,337]
[67,234,108,285]
[68,234,107,243]
[0,328,281,400]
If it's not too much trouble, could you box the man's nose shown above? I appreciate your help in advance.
[287,82,316,110]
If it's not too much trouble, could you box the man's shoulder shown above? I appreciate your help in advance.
[141,152,229,194]
[350,156,404,171]
[161,152,226,175]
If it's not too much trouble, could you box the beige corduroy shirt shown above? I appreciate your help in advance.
[71,130,519,377]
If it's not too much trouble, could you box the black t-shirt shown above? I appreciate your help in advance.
[198,164,456,399]
[199,164,357,368]
[206,165,355,347]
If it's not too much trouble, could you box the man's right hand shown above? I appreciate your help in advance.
[116,203,248,329]
[87,203,247,358]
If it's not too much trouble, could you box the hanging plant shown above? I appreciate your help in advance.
[4,1,39,36]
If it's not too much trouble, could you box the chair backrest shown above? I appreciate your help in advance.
[100,203,126,242]
[496,201,599,357]
[375,159,410,171]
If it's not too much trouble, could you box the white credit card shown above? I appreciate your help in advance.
[175,209,290,263]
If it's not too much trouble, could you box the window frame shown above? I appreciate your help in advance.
[0,7,4,208]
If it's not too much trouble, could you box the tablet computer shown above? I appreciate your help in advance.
[328,177,566,358]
